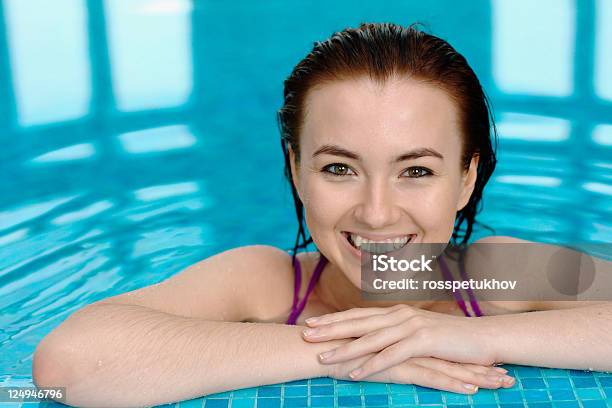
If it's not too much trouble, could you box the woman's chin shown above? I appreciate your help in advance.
[344,271,361,288]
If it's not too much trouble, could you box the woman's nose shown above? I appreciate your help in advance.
[353,179,401,229]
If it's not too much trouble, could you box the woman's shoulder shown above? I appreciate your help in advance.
[94,244,298,322]
[465,236,537,315]
[226,244,296,287]
[220,246,322,323]
[470,237,611,313]
[198,244,296,283]
[230,246,319,277]
[472,235,530,244]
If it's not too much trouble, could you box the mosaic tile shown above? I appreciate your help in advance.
[8,365,612,408]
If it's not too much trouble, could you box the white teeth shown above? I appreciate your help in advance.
[348,233,413,253]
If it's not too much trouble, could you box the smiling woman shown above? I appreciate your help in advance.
[32,22,612,408]
[279,23,497,249]
[278,23,496,314]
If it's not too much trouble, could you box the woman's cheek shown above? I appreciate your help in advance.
[307,182,338,217]
[302,181,346,241]
[412,184,458,241]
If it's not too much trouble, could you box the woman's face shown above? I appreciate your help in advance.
[289,76,478,288]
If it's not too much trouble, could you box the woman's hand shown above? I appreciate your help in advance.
[329,351,515,394]
[303,304,502,381]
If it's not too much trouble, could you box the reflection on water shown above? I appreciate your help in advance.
[117,124,198,153]
[105,0,192,111]
[595,0,612,100]
[593,124,612,145]
[50,200,114,225]
[492,0,575,97]
[133,181,200,201]
[3,0,91,126]
[496,112,571,142]
[0,0,610,383]
[496,175,562,187]
[29,143,97,164]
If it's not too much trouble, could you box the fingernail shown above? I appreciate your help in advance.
[463,383,478,392]
[486,375,503,383]
[305,317,319,325]
[302,328,320,337]
[319,350,335,361]
[349,368,362,379]
[493,367,508,374]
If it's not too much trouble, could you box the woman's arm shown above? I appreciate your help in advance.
[33,302,344,408]
[481,302,612,370]
[299,301,612,379]
[469,236,612,311]
[33,245,338,407]
[469,236,612,370]
[301,237,612,378]
[33,245,514,407]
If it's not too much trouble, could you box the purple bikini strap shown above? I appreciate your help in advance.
[458,251,483,317]
[287,254,302,325]
[287,254,327,325]
[438,255,472,317]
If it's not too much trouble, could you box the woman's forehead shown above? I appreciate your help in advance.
[301,77,462,156]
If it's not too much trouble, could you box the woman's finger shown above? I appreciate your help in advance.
[303,311,407,342]
[305,307,391,327]
[409,358,515,389]
[318,324,415,362]
[460,362,509,376]
[350,337,423,380]
[394,361,481,395]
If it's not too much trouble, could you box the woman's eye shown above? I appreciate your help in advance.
[322,164,355,176]
[403,167,432,178]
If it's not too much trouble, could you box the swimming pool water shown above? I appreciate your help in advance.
[0,0,611,407]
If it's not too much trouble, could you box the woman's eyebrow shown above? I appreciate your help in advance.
[396,148,444,161]
[312,144,444,161]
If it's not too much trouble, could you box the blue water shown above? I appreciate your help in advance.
[0,0,611,407]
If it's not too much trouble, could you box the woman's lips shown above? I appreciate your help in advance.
[340,231,417,259]
[341,231,362,259]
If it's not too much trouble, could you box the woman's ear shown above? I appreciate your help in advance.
[456,155,479,211]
